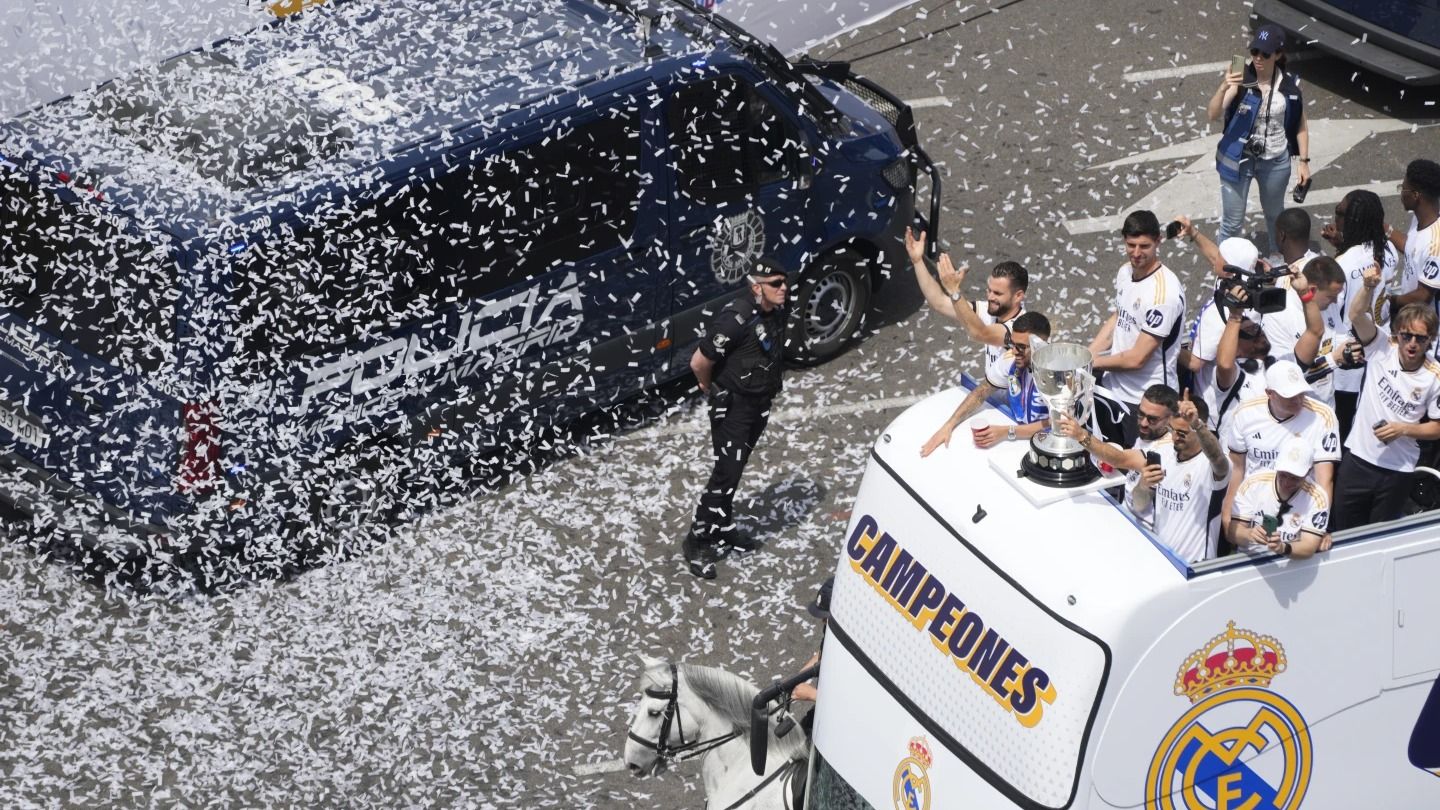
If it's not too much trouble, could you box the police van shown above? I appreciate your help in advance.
[801,384,1440,809]
[0,0,938,589]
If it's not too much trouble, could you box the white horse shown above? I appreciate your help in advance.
[624,656,810,810]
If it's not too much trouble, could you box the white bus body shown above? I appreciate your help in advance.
[806,387,1440,809]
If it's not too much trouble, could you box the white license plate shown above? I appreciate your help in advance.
[0,402,48,448]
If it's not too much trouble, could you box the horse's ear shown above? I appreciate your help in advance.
[638,653,665,670]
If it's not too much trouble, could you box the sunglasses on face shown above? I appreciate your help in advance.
[1249,49,1276,58]
[1137,411,1168,423]
[1003,334,1030,354]
[1398,331,1433,345]
[753,278,787,289]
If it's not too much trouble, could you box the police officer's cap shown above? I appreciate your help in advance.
[750,257,787,280]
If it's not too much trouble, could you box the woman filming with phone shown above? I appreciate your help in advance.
[1208,24,1311,251]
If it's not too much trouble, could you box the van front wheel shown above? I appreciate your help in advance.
[786,251,871,366]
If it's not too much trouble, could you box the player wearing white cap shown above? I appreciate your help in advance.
[1228,437,1330,559]
[1331,267,1440,530]
[1221,359,1342,538]
[1183,236,1264,429]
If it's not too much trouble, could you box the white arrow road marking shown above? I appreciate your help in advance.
[905,96,951,109]
[1123,53,1316,83]
[1062,118,1417,235]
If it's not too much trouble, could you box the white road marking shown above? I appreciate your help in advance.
[905,96,951,109]
[1123,52,1316,83]
[1061,117,1416,235]
[624,393,929,441]
[573,757,628,776]
[1124,60,1230,83]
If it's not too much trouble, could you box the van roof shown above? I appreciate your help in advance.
[0,0,724,239]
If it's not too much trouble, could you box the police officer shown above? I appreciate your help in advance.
[683,258,789,579]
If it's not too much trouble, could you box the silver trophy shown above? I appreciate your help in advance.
[1021,341,1101,487]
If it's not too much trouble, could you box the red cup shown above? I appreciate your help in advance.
[971,419,989,445]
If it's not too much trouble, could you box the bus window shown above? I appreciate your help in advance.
[668,74,799,202]
[0,166,176,372]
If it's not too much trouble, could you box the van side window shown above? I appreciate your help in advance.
[432,106,642,289]
[0,168,176,372]
[233,108,641,359]
[668,75,797,202]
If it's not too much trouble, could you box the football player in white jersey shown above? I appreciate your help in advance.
[1260,256,1344,407]
[1221,359,1342,541]
[1320,189,1400,438]
[907,228,1026,374]
[1057,392,1228,562]
[1385,160,1440,348]
[1089,211,1186,446]
[1331,267,1440,530]
[1229,437,1329,559]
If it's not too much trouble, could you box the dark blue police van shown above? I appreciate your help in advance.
[0,0,937,591]
[1256,0,1440,84]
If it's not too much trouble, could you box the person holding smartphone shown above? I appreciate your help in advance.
[1208,24,1310,251]
[1228,438,1329,558]
[1056,391,1229,562]
[1330,265,1440,530]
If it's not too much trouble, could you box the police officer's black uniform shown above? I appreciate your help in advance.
[684,286,787,578]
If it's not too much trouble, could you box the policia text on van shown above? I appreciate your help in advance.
[0,0,938,592]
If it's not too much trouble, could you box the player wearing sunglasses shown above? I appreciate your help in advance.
[1331,266,1440,530]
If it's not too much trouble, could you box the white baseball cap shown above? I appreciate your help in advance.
[1275,437,1314,477]
[1219,237,1261,272]
[1266,360,1311,398]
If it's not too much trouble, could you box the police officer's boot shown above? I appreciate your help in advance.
[722,529,761,553]
[682,529,721,580]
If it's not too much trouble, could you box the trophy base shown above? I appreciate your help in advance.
[1020,434,1101,488]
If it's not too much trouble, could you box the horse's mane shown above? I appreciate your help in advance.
[645,662,809,761]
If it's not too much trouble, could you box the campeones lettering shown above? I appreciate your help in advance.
[846,515,1057,728]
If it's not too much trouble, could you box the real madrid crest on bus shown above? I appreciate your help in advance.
[1146,621,1312,809]
[893,735,934,810]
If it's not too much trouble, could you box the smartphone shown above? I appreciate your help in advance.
[1230,54,1246,76]
[1292,178,1312,204]
[1145,450,1162,468]
[1375,419,1389,430]
[1261,513,1279,535]
[1165,220,1184,240]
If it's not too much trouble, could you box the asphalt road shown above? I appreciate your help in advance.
[4,1,1440,808]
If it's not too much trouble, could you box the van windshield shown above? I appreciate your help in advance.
[0,165,176,371]
[88,52,354,192]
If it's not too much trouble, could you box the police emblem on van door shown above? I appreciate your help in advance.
[892,735,933,810]
[709,210,765,284]
[1146,622,1312,810]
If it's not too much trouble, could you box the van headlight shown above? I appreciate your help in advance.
[882,156,913,190]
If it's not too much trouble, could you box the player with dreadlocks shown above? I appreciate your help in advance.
[1322,188,1398,439]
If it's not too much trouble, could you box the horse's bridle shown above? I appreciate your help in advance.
[628,663,744,764]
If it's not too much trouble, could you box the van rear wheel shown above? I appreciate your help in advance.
[786,250,871,366]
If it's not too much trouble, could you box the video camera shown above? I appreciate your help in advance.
[1214,262,1290,315]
